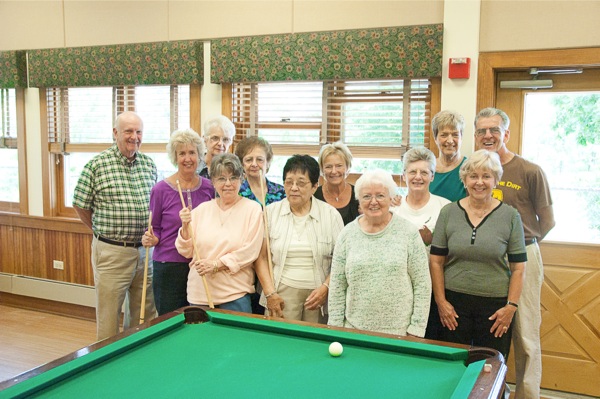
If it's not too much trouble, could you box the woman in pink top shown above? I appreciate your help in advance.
[176,153,263,313]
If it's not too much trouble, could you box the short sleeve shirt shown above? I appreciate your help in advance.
[73,145,157,242]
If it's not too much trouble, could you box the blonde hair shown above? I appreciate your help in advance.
[318,141,353,172]
[166,128,204,167]
[459,150,503,184]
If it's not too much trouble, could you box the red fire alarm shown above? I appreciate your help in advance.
[449,58,471,79]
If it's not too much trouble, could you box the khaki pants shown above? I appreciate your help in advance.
[91,237,157,340]
[276,283,326,324]
[513,242,543,399]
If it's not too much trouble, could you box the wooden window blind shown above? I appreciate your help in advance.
[231,79,431,160]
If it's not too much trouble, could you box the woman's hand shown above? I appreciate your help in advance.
[418,225,433,246]
[191,259,221,276]
[437,300,459,330]
[305,284,329,310]
[267,293,285,318]
[390,195,403,207]
[179,207,192,225]
[489,305,517,338]
[142,227,158,248]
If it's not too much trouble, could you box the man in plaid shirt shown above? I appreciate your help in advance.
[73,111,158,340]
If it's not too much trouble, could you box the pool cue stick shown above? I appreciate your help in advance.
[140,211,152,324]
[259,171,275,284]
[176,180,215,308]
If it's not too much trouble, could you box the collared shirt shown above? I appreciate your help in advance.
[73,144,157,242]
[260,197,344,308]
[238,178,286,206]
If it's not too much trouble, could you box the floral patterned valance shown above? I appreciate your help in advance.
[0,51,27,88]
[211,24,443,83]
[28,40,203,87]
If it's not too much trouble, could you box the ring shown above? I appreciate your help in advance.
[503,326,508,330]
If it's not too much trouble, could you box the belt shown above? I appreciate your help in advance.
[525,237,537,246]
[95,234,143,248]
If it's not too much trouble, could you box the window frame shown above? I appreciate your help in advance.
[0,87,27,214]
[41,84,201,218]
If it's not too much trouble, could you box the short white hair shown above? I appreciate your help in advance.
[355,169,398,200]
[203,115,236,138]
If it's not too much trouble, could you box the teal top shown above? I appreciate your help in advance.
[430,157,467,202]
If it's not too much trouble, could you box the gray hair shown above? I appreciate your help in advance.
[474,107,510,131]
[210,153,244,180]
[203,115,236,139]
[403,147,436,174]
[355,169,398,200]
[166,128,205,167]
[459,150,503,184]
[318,141,353,171]
[432,110,464,138]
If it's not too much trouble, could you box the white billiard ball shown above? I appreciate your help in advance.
[329,342,343,357]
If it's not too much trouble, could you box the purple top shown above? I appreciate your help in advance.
[149,177,215,262]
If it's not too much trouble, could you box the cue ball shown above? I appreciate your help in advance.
[329,342,343,357]
[483,364,492,373]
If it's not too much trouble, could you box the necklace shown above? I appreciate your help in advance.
[325,182,347,202]
[467,198,493,219]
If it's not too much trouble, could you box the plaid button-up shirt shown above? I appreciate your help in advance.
[73,144,157,242]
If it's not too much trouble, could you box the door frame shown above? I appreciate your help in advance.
[476,47,600,397]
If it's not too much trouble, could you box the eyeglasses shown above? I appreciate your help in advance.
[284,179,311,189]
[208,135,232,145]
[214,176,241,185]
[406,169,432,178]
[360,194,388,202]
[475,127,503,137]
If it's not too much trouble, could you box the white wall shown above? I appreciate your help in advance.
[441,0,481,154]
[479,0,600,52]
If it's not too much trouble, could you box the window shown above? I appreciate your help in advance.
[0,88,19,205]
[231,79,432,182]
[45,85,191,216]
[522,91,600,244]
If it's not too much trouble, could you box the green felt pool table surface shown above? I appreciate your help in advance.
[0,307,506,399]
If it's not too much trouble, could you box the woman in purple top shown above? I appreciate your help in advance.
[142,129,215,315]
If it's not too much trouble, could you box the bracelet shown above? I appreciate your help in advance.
[507,301,519,309]
[323,282,330,289]
[212,260,219,274]
[265,292,276,298]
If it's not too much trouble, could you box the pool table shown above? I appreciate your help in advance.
[0,307,506,398]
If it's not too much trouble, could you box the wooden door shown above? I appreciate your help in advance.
[491,61,600,396]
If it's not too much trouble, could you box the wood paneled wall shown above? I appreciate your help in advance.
[0,215,93,286]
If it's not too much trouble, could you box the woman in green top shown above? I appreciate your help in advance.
[429,110,467,202]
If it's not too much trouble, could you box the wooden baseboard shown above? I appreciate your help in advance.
[0,292,96,321]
